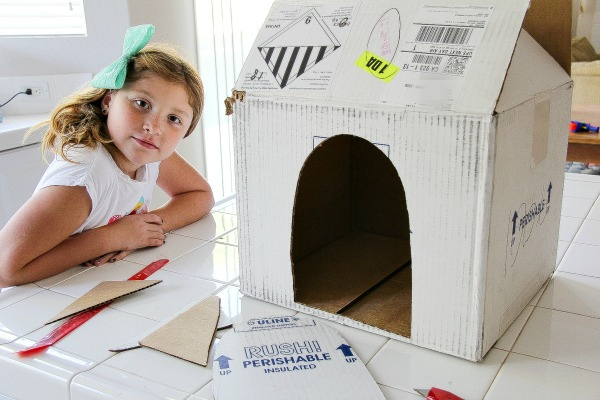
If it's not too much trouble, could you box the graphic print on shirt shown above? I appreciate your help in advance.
[108,196,149,224]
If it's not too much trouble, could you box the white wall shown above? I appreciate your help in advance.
[0,0,130,77]
[578,0,600,48]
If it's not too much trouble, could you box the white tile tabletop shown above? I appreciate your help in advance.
[558,215,584,241]
[485,352,600,400]
[561,195,595,218]
[2,173,600,399]
[538,271,600,319]
[512,306,600,372]
[173,212,236,242]
[0,289,75,344]
[0,283,44,310]
[165,242,239,283]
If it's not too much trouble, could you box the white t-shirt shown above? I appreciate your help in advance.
[35,145,160,234]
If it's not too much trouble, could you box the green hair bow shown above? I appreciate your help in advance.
[91,24,155,89]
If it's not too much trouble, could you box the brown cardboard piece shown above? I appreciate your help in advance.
[342,266,412,337]
[139,295,220,367]
[291,135,412,335]
[46,280,162,324]
[523,0,572,75]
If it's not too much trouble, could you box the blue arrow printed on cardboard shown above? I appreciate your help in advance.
[215,355,233,375]
[337,343,358,363]
[505,181,552,270]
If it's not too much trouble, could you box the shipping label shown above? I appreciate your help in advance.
[384,5,494,110]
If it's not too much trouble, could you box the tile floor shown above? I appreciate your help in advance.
[0,173,599,399]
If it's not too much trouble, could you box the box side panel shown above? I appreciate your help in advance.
[495,30,571,114]
[481,83,572,354]
[234,98,491,360]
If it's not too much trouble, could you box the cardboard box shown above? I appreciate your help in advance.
[231,0,572,361]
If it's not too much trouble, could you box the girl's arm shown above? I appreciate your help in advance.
[88,152,214,266]
[0,185,165,287]
[74,151,214,266]
[151,151,214,231]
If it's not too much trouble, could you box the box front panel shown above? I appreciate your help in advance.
[234,98,492,359]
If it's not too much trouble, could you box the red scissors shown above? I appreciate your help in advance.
[414,387,464,400]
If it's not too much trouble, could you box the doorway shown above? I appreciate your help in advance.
[291,134,412,337]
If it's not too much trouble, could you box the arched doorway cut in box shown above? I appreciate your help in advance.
[291,134,412,337]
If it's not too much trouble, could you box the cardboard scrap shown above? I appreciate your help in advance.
[46,280,162,324]
[110,304,229,353]
[213,316,385,400]
[139,295,220,366]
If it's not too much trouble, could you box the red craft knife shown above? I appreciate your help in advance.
[17,259,169,357]
[415,387,464,400]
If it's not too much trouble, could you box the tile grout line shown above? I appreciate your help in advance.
[170,226,237,244]
[363,338,392,366]
[482,280,551,399]
[567,187,600,245]
[533,303,600,320]
[507,349,600,375]
[378,383,421,398]
[555,268,600,281]
[67,350,121,400]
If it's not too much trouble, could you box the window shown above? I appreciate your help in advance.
[195,0,272,201]
[0,0,87,37]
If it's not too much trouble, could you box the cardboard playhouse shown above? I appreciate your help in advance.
[229,0,572,361]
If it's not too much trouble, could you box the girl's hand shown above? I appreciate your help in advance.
[85,249,134,267]
[105,213,165,251]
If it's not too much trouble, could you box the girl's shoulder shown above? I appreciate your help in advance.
[57,144,103,164]
[43,144,115,186]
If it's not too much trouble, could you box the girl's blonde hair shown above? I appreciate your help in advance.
[37,43,204,162]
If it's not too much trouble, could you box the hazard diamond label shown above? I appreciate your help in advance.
[259,8,341,88]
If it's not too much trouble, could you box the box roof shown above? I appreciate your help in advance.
[235,0,571,115]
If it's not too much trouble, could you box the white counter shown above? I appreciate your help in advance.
[0,114,50,228]
[0,113,48,152]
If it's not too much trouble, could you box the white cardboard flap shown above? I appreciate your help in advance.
[495,29,572,113]
[235,0,530,114]
[213,316,385,400]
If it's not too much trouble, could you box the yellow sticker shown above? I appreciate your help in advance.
[355,50,399,82]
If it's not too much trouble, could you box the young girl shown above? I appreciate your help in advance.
[0,25,214,287]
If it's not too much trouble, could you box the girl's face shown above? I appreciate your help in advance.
[101,74,193,177]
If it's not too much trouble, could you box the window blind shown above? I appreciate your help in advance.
[194,0,271,200]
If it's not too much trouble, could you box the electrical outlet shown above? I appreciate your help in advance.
[18,82,49,100]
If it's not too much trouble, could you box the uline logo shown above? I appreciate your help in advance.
[505,182,553,271]
[248,317,295,326]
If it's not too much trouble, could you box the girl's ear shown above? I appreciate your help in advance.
[100,91,113,111]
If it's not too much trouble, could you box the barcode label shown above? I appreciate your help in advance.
[412,54,442,65]
[415,25,473,45]
[443,56,468,75]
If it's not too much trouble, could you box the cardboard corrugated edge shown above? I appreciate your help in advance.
[139,295,221,367]
[46,280,162,324]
